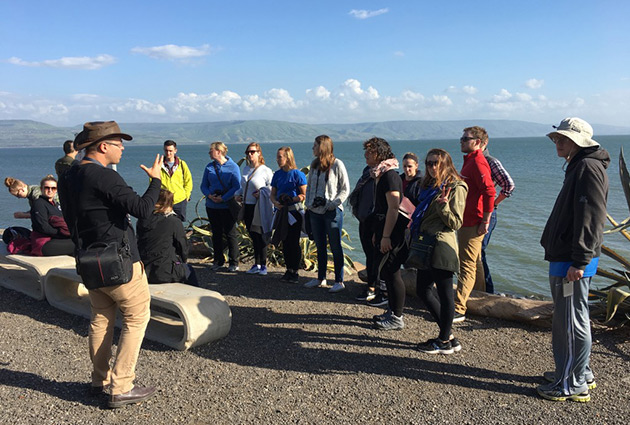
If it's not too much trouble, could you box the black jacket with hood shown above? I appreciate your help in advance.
[540,146,610,269]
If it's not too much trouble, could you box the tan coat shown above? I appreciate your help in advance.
[418,179,468,273]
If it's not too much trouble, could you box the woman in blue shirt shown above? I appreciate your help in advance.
[200,142,242,272]
[270,146,307,283]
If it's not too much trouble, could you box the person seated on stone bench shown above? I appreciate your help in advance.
[137,189,198,286]
[5,176,44,219]
[30,175,75,256]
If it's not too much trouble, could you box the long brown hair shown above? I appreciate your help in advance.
[312,135,335,172]
[421,148,462,189]
[154,189,174,214]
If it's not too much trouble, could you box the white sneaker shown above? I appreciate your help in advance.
[329,282,345,293]
[304,278,326,288]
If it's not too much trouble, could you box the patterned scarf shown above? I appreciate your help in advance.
[370,158,399,179]
[410,184,443,235]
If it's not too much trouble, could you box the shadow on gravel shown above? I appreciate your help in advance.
[191,305,540,397]
[0,287,89,338]
[0,368,109,408]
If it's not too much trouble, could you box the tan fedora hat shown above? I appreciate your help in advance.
[546,117,599,148]
[74,121,132,151]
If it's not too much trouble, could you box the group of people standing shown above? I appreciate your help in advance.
[2,116,609,405]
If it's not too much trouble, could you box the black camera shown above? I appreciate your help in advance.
[312,196,327,208]
[213,189,224,196]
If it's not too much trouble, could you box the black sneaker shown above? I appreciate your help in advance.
[356,288,376,301]
[372,309,391,322]
[452,312,466,323]
[287,271,299,284]
[373,314,404,330]
[450,337,462,352]
[367,292,389,307]
[417,338,454,355]
[280,271,291,281]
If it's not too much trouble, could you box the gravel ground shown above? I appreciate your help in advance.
[1,260,629,425]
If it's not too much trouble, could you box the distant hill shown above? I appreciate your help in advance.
[1,119,628,148]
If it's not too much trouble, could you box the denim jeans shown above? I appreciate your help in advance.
[309,207,345,282]
[479,209,498,293]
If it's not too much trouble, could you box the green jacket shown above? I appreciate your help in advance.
[419,179,468,273]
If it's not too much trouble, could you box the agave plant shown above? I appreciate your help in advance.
[592,147,630,325]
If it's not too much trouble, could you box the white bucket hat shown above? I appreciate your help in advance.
[546,117,599,148]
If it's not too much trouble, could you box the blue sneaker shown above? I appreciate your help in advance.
[246,265,261,274]
[258,265,268,276]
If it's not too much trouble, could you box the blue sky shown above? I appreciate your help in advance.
[1,0,628,127]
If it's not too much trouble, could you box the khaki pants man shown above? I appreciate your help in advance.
[89,262,150,395]
[454,226,485,315]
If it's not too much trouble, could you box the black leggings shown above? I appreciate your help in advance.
[243,203,267,266]
[359,221,376,287]
[373,242,407,317]
[42,238,75,256]
[416,268,455,341]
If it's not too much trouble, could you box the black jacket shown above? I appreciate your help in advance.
[137,212,188,283]
[540,147,610,268]
[400,172,423,205]
[31,197,65,237]
[59,161,161,262]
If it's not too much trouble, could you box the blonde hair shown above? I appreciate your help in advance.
[5,177,26,195]
[40,174,57,190]
[312,135,335,172]
[421,148,462,189]
[245,142,265,166]
[277,147,297,170]
[210,141,228,156]
[154,189,174,214]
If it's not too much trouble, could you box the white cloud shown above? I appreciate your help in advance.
[130,44,211,61]
[349,8,389,20]
[1,79,627,126]
[525,78,544,89]
[7,54,116,70]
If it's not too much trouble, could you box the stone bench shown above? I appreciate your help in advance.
[0,244,76,300]
[44,267,232,350]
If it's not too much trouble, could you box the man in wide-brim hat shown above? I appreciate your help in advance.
[59,120,163,408]
[538,117,610,402]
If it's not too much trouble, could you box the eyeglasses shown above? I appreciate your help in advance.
[43,186,57,190]
[425,160,439,167]
[460,136,478,142]
[106,141,124,149]
[245,150,259,155]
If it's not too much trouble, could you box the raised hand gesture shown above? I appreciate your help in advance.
[436,185,451,204]
[140,154,164,180]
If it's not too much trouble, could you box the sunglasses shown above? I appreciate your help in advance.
[245,150,259,155]
[460,136,478,142]
[43,186,57,190]
[425,160,439,167]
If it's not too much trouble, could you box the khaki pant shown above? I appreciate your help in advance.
[454,226,485,314]
[88,261,150,395]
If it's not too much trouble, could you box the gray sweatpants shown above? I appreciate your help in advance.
[547,275,594,395]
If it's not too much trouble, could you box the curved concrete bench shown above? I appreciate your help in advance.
[0,244,76,300]
[44,267,232,350]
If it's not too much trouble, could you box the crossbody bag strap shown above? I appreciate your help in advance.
[212,161,228,192]
[243,166,260,200]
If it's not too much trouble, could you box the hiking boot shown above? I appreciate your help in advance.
[304,278,326,288]
[246,265,260,274]
[372,309,391,322]
[356,288,376,301]
[537,385,590,402]
[417,338,454,355]
[452,312,466,323]
[543,371,596,390]
[367,292,389,307]
[373,314,404,330]
[329,282,345,293]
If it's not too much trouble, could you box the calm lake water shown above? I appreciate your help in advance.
[2,136,628,298]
